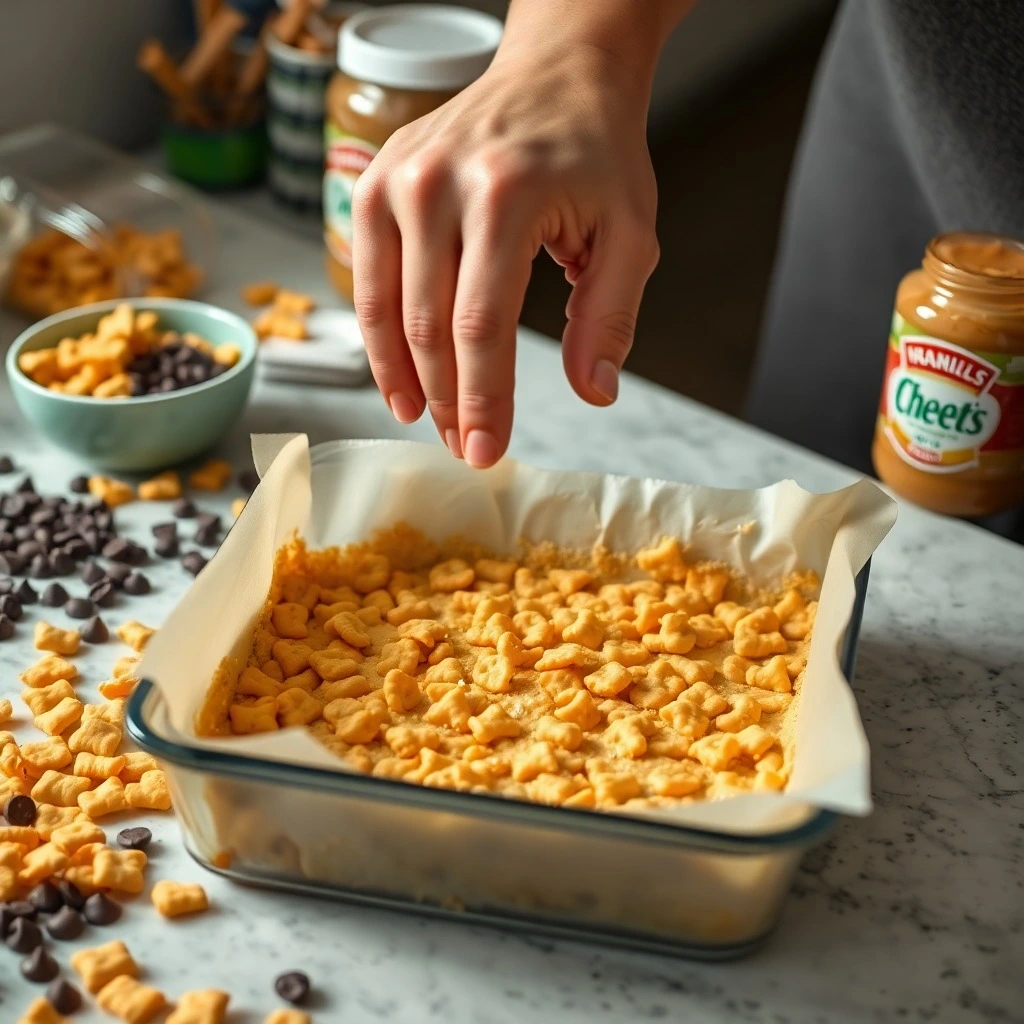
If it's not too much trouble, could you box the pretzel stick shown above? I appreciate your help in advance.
[180,4,247,89]
[235,19,273,98]
[273,0,314,46]
[193,0,222,32]
[137,39,192,101]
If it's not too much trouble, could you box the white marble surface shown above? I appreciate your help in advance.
[1,199,1021,1023]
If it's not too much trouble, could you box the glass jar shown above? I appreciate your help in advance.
[323,4,503,302]
[872,232,1024,517]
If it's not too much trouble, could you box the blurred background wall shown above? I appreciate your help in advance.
[0,0,839,417]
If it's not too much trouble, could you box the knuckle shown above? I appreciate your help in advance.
[459,388,513,417]
[404,308,448,355]
[470,149,527,207]
[596,309,638,360]
[397,153,448,206]
[352,172,386,225]
[353,292,393,334]
[426,396,459,418]
[452,304,506,352]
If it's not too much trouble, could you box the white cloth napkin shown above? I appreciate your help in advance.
[258,308,371,387]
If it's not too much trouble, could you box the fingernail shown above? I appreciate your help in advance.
[445,428,463,459]
[388,392,419,424]
[591,359,619,403]
[464,430,499,469]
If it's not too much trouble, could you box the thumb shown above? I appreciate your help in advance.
[560,217,659,405]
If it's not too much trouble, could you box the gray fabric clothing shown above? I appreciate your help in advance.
[749,0,1024,475]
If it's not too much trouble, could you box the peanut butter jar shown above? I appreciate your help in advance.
[873,232,1024,517]
[323,4,503,301]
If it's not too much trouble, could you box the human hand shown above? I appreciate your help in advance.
[352,29,661,467]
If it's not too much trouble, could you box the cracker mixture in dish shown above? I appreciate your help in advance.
[201,529,819,812]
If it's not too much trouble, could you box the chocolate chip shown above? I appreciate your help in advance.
[81,615,109,644]
[13,579,37,604]
[16,476,35,494]
[193,523,220,547]
[4,794,37,826]
[181,551,207,576]
[89,581,116,608]
[0,905,13,937]
[56,880,84,910]
[6,916,43,952]
[102,538,132,562]
[20,944,58,982]
[69,474,90,493]
[45,904,85,940]
[83,892,121,926]
[105,562,132,584]
[238,469,260,493]
[40,582,70,607]
[123,571,151,596]
[173,498,198,518]
[64,597,94,619]
[274,971,311,1005]
[63,537,90,559]
[7,899,36,919]
[27,882,63,913]
[0,455,13,473]
[47,979,83,1014]
[0,613,13,640]
[154,535,179,558]
[0,553,25,575]
[196,512,222,531]
[17,539,42,558]
[30,507,56,526]
[0,594,22,620]
[0,576,11,591]
[116,826,152,850]
[151,522,177,540]
[28,554,52,579]
[81,560,107,585]
[48,549,73,575]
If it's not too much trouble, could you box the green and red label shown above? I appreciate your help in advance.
[323,123,379,269]
[878,312,1024,472]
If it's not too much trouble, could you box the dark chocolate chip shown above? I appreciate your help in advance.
[63,537,90,559]
[13,579,37,604]
[105,562,131,584]
[28,554,52,579]
[0,553,25,575]
[64,597,94,619]
[196,512,222,531]
[56,879,85,910]
[4,794,37,826]
[16,476,35,494]
[0,576,11,592]
[7,899,36,919]
[102,538,132,562]
[151,522,177,540]
[154,535,179,558]
[30,507,56,526]
[181,551,207,576]
[40,583,70,607]
[83,529,103,553]
[0,594,22,620]
[83,892,121,926]
[116,826,152,850]
[12,525,32,542]
[27,881,62,913]
[238,469,260,493]
[20,944,59,982]
[81,615,109,643]
[0,904,13,937]
[6,916,43,952]
[122,571,150,596]
[173,498,198,518]
[89,581,116,608]
[17,540,42,558]
[81,560,107,585]
[0,613,14,640]
[48,549,73,575]
[275,971,311,1005]
[47,979,83,1014]
[45,904,85,941]
[69,474,90,493]
[0,455,13,473]
[193,523,220,547]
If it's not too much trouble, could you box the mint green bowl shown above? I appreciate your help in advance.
[7,298,257,472]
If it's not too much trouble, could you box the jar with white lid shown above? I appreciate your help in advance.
[323,3,503,301]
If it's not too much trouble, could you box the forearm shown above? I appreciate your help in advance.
[499,0,696,93]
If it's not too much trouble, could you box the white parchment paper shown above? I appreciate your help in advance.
[140,435,897,834]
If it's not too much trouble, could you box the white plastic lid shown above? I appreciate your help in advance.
[338,4,503,90]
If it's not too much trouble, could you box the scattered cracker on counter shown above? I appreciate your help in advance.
[151,879,209,917]
[167,989,230,1024]
[202,529,819,811]
[189,458,233,492]
[138,470,182,501]
[89,475,135,507]
[247,285,316,342]
[16,304,240,399]
[6,225,202,318]
[242,280,279,306]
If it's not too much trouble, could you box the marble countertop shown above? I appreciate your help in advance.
[0,197,1020,1024]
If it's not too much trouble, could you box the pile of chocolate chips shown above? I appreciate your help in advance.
[126,338,228,397]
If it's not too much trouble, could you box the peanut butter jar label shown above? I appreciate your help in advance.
[878,312,1024,472]
[323,123,379,269]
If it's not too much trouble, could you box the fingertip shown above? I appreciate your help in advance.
[464,429,501,469]
[445,427,464,459]
[388,391,422,424]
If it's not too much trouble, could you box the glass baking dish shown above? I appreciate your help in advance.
[126,562,869,961]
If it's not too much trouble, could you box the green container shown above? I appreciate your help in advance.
[7,298,257,472]
[162,121,267,190]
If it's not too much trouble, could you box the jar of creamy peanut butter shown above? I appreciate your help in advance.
[323,4,502,301]
[873,232,1024,517]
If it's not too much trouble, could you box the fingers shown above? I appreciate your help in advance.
[351,173,423,423]
[394,160,462,455]
[561,216,659,406]
[452,219,534,468]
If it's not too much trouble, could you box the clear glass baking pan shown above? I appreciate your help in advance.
[126,563,869,961]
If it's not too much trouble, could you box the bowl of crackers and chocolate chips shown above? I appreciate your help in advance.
[7,297,257,472]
